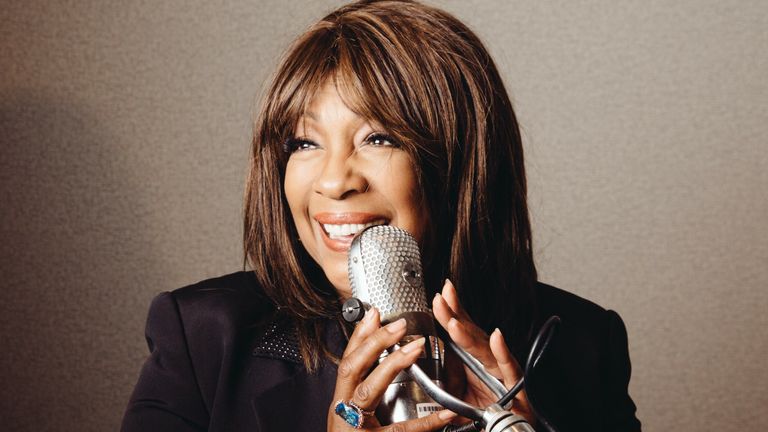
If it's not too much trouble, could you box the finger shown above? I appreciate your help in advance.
[441,279,471,321]
[374,410,457,432]
[351,337,426,410]
[490,329,533,417]
[432,292,457,327]
[434,293,497,367]
[446,316,497,367]
[335,318,408,398]
[433,282,486,343]
[328,402,383,430]
[344,307,381,356]
[489,328,522,388]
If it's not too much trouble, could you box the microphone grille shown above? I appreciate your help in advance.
[348,225,429,321]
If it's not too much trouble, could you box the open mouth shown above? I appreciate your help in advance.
[313,213,389,252]
[321,220,387,240]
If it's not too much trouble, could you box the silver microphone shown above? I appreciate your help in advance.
[347,225,454,423]
[346,225,540,432]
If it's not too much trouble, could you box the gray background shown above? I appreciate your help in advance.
[1,0,766,430]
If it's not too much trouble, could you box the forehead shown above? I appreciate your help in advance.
[294,78,377,131]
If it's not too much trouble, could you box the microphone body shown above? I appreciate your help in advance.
[347,226,541,432]
[348,225,457,423]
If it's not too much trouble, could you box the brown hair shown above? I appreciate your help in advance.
[244,0,537,371]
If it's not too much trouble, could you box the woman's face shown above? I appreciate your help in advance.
[284,80,428,298]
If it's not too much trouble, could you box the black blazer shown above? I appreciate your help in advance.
[121,271,641,431]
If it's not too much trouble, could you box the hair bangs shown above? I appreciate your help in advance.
[333,20,441,155]
[263,27,340,164]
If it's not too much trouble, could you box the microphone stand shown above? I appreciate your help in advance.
[408,316,561,432]
[343,296,561,432]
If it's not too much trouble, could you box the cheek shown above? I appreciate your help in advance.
[283,164,300,216]
[404,195,429,245]
[283,162,313,236]
[379,156,429,241]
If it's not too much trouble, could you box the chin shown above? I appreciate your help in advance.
[326,266,352,299]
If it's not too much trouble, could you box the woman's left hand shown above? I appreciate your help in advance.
[432,279,535,425]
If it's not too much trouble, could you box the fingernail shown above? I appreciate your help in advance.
[438,409,457,420]
[444,279,456,295]
[437,293,450,307]
[400,337,425,353]
[494,328,509,347]
[385,318,406,333]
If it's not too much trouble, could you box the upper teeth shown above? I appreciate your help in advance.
[323,220,385,239]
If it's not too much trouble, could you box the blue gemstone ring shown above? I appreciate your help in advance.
[334,399,373,429]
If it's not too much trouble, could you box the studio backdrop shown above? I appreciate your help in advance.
[1,0,766,431]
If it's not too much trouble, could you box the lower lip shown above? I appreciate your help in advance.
[319,225,357,252]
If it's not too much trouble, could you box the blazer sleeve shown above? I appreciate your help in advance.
[603,310,642,431]
[121,292,210,432]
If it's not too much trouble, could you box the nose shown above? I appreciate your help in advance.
[312,149,368,200]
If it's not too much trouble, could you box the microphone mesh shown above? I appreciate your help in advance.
[349,225,429,319]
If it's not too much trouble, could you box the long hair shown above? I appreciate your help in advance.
[244,0,537,371]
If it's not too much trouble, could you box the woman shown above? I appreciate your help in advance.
[122,1,641,431]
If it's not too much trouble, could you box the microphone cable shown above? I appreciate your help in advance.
[442,315,561,432]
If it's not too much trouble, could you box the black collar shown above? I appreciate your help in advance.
[251,314,303,364]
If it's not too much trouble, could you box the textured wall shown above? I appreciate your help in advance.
[1,0,766,431]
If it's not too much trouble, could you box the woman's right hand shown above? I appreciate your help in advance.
[328,307,457,431]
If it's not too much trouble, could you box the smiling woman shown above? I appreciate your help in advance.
[121,1,641,431]
[284,80,427,295]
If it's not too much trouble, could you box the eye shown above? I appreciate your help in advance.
[283,137,319,154]
[363,132,399,148]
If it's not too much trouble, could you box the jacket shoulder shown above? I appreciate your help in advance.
[168,272,278,413]
[531,283,640,431]
[171,271,274,332]
[171,271,276,377]
[532,282,620,379]
[534,282,616,329]
[173,270,266,301]
[124,272,272,431]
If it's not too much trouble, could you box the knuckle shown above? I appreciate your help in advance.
[338,358,355,379]
[363,331,394,353]
[372,329,393,346]
[349,324,372,342]
[387,424,407,432]
[353,382,372,404]
[392,351,411,367]
[361,336,380,352]
[394,350,417,368]
[378,350,411,374]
